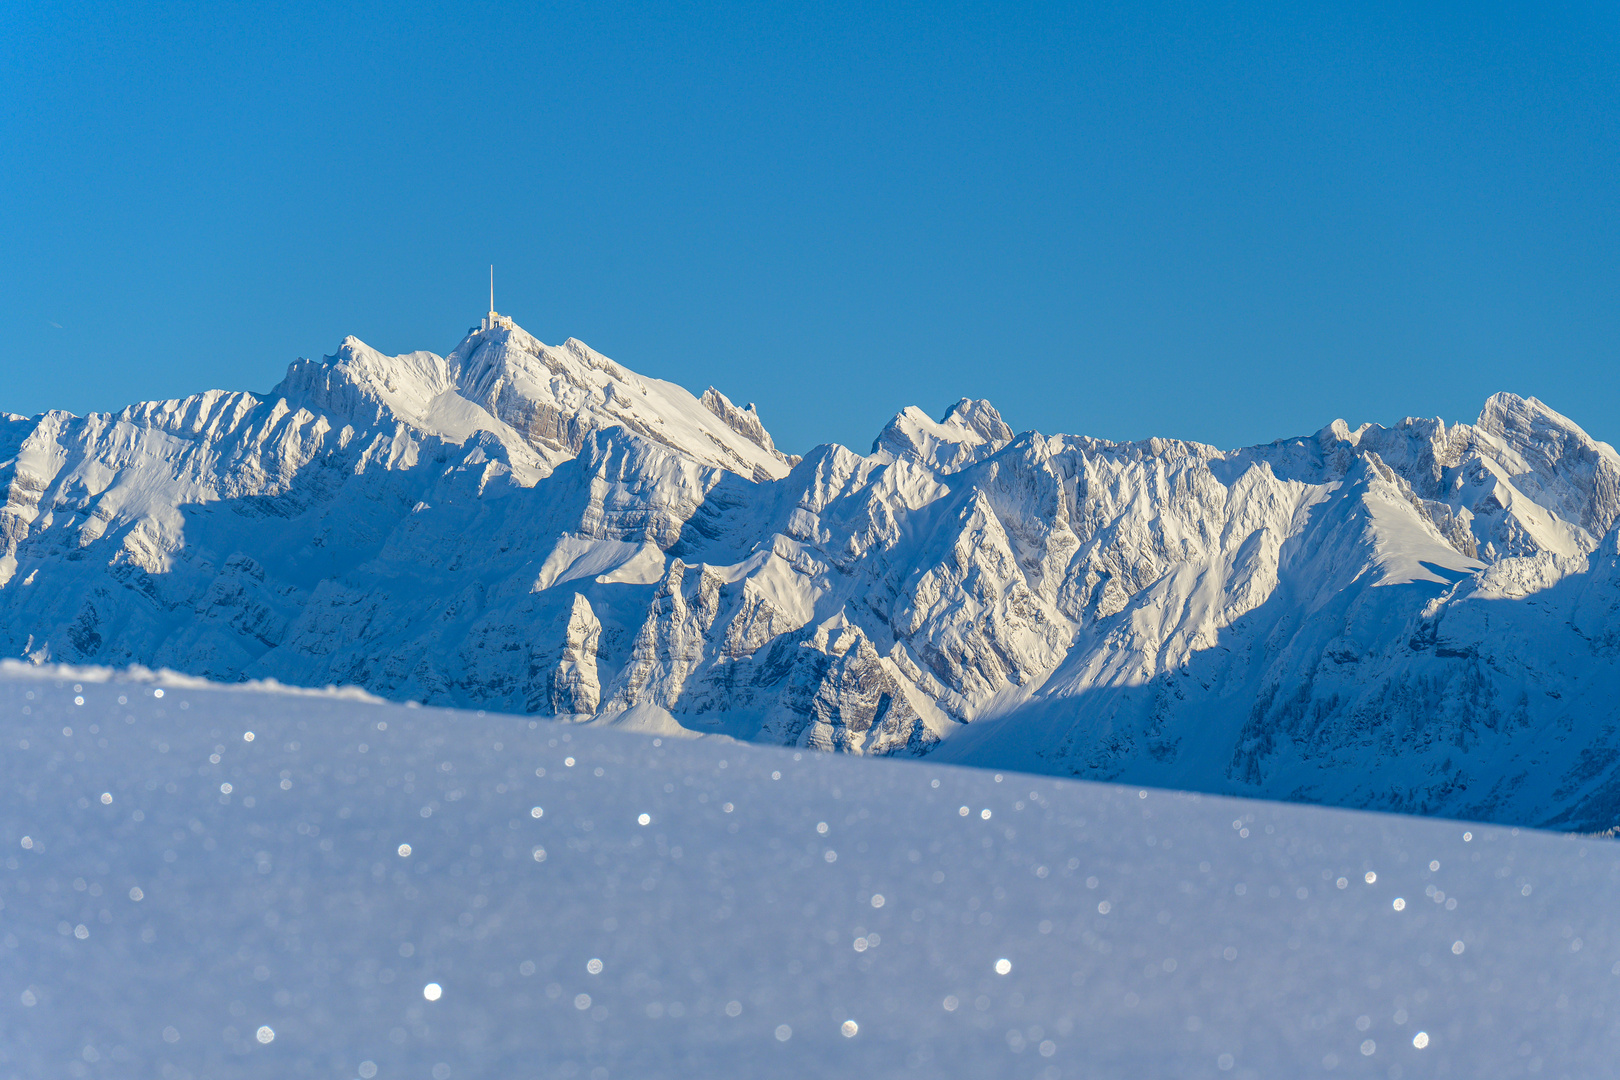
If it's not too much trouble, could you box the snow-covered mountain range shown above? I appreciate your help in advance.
[4,317,1619,830]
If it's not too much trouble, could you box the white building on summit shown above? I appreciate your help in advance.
[481,264,515,331]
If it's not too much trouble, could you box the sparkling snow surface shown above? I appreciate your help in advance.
[2,669,1616,1079]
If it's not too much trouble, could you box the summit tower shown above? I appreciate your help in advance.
[481,265,513,331]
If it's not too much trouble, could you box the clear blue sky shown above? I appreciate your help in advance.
[3,1,1616,454]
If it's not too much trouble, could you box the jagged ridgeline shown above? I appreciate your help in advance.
[4,320,1620,829]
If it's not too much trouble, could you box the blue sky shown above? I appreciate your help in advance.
[2,1,1616,454]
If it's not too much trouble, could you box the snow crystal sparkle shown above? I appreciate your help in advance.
[0,668,1613,1077]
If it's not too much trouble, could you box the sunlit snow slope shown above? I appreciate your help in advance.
[1,665,1616,1079]
[4,318,1620,828]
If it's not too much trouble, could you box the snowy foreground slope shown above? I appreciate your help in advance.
[2,666,1617,1079]
[4,317,1620,828]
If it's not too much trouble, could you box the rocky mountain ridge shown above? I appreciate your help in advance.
[4,318,1619,829]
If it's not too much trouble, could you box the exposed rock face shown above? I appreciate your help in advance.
[700,387,794,464]
[756,620,933,756]
[548,592,601,715]
[5,320,1620,829]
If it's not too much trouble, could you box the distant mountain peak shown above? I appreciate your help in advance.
[268,323,795,483]
[872,397,1013,473]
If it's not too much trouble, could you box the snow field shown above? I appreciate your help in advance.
[1,668,1617,1078]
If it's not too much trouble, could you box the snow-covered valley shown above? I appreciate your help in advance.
[3,318,1620,829]
[3,665,1616,1079]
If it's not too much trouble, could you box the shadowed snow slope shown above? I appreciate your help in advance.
[2,667,1617,1079]
[3,321,1620,829]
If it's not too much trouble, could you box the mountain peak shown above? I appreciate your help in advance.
[872,397,1012,473]
[264,323,795,484]
[700,387,780,458]
[1476,391,1593,448]
[274,335,457,430]
[441,324,793,480]
[942,398,1014,445]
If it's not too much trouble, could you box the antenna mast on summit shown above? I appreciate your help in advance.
[483,265,506,332]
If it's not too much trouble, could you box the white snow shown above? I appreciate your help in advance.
[5,318,1620,829]
[2,665,1616,1079]
[533,535,648,593]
